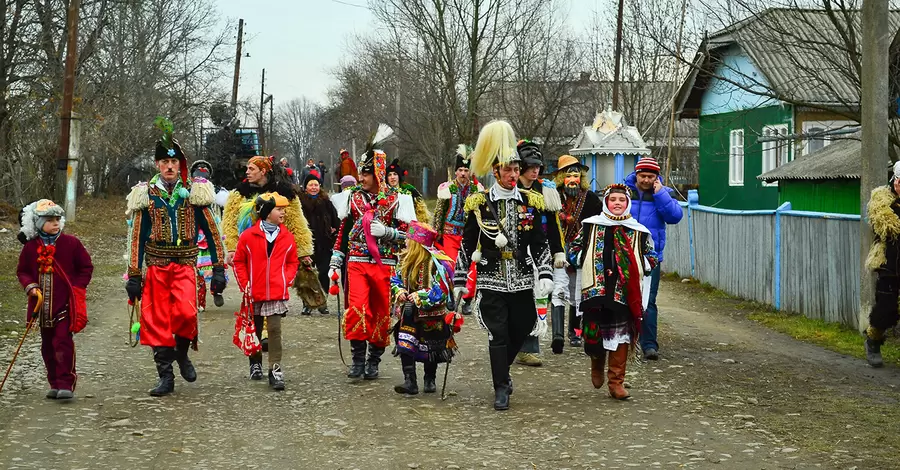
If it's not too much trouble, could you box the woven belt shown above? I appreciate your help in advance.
[145,244,199,259]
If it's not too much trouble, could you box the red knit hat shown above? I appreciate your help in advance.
[635,157,661,174]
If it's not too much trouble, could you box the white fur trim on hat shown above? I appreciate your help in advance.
[20,199,65,241]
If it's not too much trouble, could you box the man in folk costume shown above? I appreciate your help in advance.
[222,155,314,377]
[864,162,900,367]
[434,145,483,269]
[387,158,431,223]
[552,155,603,353]
[567,184,657,399]
[190,160,226,312]
[330,125,417,380]
[125,118,226,396]
[454,120,554,411]
[514,139,566,367]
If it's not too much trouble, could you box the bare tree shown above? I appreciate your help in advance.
[276,97,323,169]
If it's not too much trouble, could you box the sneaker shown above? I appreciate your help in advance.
[515,352,542,367]
[269,364,285,391]
[46,389,59,399]
[249,362,264,380]
[643,348,659,361]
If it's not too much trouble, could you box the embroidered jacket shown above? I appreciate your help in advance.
[126,175,225,277]
[454,186,552,293]
[568,224,658,306]
[517,179,564,255]
[434,180,482,239]
[390,267,449,317]
[332,188,415,265]
[559,188,603,244]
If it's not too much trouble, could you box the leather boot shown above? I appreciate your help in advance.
[590,354,606,389]
[551,305,566,354]
[364,344,385,380]
[423,361,438,393]
[568,305,582,347]
[607,344,631,400]
[149,347,176,397]
[865,337,885,368]
[489,346,510,410]
[347,340,366,378]
[394,365,419,395]
[174,336,197,382]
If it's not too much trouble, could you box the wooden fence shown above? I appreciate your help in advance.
[664,190,861,328]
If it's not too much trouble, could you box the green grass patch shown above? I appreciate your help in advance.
[749,310,900,365]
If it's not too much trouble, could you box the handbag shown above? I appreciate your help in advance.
[233,291,262,356]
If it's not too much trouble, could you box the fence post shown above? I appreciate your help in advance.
[687,189,699,278]
[774,202,792,310]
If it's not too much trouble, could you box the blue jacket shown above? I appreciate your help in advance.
[624,172,683,263]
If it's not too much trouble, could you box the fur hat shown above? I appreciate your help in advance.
[20,199,66,242]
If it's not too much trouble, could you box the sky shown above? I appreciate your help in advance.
[214,0,603,111]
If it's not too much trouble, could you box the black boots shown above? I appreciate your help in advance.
[489,346,510,411]
[149,347,175,396]
[365,345,385,380]
[249,354,264,380]
[347,340,366,378]
[551,305,566,354]
[865,337,885,368]
[568,305,582,347]
[394,365,419,395]
[423,362,438,393]
[174,336,197,382]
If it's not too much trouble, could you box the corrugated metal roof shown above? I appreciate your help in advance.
[757,139,860,181]
[708,8,900,106]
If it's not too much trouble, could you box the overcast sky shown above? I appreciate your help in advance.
[215,0,603,110]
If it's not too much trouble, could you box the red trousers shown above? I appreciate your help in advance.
[437,234,463,272]
[344,261,392,348]
[140,263,198,347]
[41,314,76,391]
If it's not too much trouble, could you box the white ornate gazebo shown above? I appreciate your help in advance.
[569,110,651,191]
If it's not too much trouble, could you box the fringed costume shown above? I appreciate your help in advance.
[864,166,900,367]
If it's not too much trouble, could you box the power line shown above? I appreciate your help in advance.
[331,0,369,9]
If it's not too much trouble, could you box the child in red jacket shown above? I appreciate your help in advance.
[16,199,94,400]
[233,192,300,390]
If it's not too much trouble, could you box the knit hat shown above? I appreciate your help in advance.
[304,170,322,188]
[340,175,357,189]
[634,157,661,175]
[20,199,66,242]
[387,159,407,181]
[255,192,289,222]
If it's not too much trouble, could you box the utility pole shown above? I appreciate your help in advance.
[259,68,266,155]
[665,0,689,183]
[268,95,274,156]
[611,0,624,111]
[860,0,890,332]
[56,0,81,220]
[231,19,244,112]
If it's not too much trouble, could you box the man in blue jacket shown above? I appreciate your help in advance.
[625,157,683,360]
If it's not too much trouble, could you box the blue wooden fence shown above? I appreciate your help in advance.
[663,190,861,328]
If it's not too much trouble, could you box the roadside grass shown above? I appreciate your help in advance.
[0,196,127,341]
[664,271,900,366]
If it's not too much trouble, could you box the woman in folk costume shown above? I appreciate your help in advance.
[391,221,463,395]
[453,120,554,411]
[329,124,417,381]
[567,184,657,400]
[16,199,94,400]
[387,158,431,223]
[298,170,340,315]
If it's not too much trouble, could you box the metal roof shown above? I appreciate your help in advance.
[757,139,861,182]
[569,110,651,156]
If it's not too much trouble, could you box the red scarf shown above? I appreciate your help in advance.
[612,226,644,342]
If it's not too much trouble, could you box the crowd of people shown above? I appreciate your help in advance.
[15,117,698,411]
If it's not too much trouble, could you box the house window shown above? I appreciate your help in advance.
[729,129,744,186]
[762,124,789,186]
[802,120,857,155]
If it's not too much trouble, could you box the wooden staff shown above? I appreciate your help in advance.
[0,291,43,394]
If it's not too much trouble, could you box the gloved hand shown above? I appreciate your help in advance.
[553,252,567,269]
[210,266,227,294]
[125,275,142,301]
[536,277,554,299]
[370,220,387,238]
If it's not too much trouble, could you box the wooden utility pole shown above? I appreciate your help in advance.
[860,0,890,332]
[57,0,81,220]
[611,0,625,111]
[665,0,689,183]
[231,19,244,112]
[259,68,266,154]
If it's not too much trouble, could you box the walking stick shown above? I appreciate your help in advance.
[441,290,464,401]
[128,298,141,348]
[0,291,42,394]
[330,272,347,367]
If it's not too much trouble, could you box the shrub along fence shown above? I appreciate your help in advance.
[663,190,860,329]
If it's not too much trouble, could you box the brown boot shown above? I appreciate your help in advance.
[590,355,605,389]
[607,344,631,400]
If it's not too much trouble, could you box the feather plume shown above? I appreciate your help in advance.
[470,120,517,177]
[365,123,394,153]
[457,144,469,160]
[154,116,174,150]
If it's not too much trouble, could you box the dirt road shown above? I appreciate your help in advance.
[1,269,898,469]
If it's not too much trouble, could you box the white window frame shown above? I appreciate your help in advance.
[802,120,856,155]
[762,124,790,187]
[729,129,744,186]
